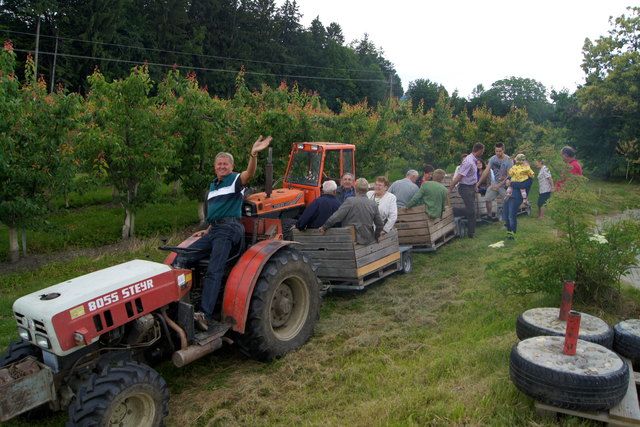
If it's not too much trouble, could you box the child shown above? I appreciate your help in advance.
[505,153,535,204]
[535,159,553,219]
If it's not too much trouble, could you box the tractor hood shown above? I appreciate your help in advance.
[12,260,185,356]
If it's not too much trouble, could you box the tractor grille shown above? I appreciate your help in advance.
[14,312,49,338]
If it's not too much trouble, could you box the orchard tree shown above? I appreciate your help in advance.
[83,65,176,239]
[0,44,81,261]
[158,69,230,222]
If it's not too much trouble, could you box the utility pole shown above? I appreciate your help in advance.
[388,73,393,100]
[34,16,41,82]
[50,31,59,92]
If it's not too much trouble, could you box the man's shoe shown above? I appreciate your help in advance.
[194,312,209,331]
[489,216,499,222]
[506,231,515,240]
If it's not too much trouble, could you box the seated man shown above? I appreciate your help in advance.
[293,180,341,230]
[336,172,355,203]
[174,136,272,331]
[388,169,419,208]
[319,178,383,245]
[404,169,449,218]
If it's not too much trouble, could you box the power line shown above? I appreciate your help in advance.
[12,48,388,83]
[1,28,388,77]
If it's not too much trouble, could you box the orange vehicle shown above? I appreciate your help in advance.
[242,142,356,219]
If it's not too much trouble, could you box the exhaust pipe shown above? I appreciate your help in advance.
[172,339,224,367]
[265,147,273,198]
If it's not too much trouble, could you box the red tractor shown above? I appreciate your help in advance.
[0,142,356,425]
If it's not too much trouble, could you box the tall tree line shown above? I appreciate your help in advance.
[0,0,402,109]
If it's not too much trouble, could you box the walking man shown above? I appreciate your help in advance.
[449,143,484,238]
[476,142,513,221]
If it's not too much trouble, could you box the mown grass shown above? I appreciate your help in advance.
[0,179,639,426]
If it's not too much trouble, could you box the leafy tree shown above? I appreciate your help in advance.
[406,78,448,114]
[82,65,176,238]
[577,6,640,178]
[0,44,81,261]
[470,76,551,123]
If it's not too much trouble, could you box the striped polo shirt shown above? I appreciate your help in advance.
[206,172,244,224]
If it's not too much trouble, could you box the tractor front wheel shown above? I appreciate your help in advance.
[236,248,320,362]
[68,361,169,427]
[0,340,41,366]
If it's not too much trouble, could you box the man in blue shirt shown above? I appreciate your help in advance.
[293,180,341,230]
[175,135,272,330]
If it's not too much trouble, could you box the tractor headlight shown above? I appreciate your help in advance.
[35,334,51,349]
[17,327,31,341]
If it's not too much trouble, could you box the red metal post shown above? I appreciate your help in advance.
[558,280,575,321]
[563,311,581,355]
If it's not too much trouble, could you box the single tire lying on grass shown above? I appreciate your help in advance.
[613,319,640,361]
[516,307,614,348]
[510,336,629,411]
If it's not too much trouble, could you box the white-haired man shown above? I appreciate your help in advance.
[388,169,419,207]
[175,135,272,331]
[293,180,341,230]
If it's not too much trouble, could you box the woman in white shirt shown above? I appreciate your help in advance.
[366,176,397,234]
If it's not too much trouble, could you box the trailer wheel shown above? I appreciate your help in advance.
[236,248,320,362]
[510,336,629,411]
[68,361,169,427]
[0,340,41,366]
[516,307,614,348]
[400,251,412,274]
[613,319,640,360]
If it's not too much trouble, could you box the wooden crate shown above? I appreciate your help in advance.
[396,206,456,248]
[292,227,400,281]
[443,174,504,218]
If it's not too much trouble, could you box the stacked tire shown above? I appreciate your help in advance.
[516,307,614,348]
[510,308,629,412]
[613,319,640,361]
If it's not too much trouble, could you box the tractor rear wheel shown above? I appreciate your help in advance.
[68,361,169,427]
[236,248,320,362]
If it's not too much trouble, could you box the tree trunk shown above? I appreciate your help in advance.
[197,201,206,224]
[122,209,135,239]
[9,227,19,263]
[21,228,27,256]
[172,180,181,197]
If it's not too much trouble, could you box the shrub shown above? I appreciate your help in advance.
[492,176,640,304]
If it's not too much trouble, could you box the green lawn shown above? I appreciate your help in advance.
[1,179,639,426]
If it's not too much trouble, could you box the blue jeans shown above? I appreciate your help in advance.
[175,220,244,320]
[505,192,522,233]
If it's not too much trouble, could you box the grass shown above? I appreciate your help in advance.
[0,179,639,426]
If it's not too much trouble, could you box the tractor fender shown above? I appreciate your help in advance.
[222,239,298,333]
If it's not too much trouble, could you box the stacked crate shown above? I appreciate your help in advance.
[292,228,400,288]
[396,206,456,248]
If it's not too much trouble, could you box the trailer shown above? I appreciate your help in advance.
[292,228,411,291]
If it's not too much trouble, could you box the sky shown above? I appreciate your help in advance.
[277,0,633,98]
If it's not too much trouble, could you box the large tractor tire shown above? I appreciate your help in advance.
[235,248,320,362]
[516,307,614,348]
[613,319,640,360]
[68,361,169,427]
[510,336,629,411]
[0,340,41,366]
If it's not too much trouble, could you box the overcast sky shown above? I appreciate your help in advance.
[278,0,632,98]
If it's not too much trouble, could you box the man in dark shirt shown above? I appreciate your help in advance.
[320,178,383,245]
[293,180,341,230]
[336,172,355,203]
